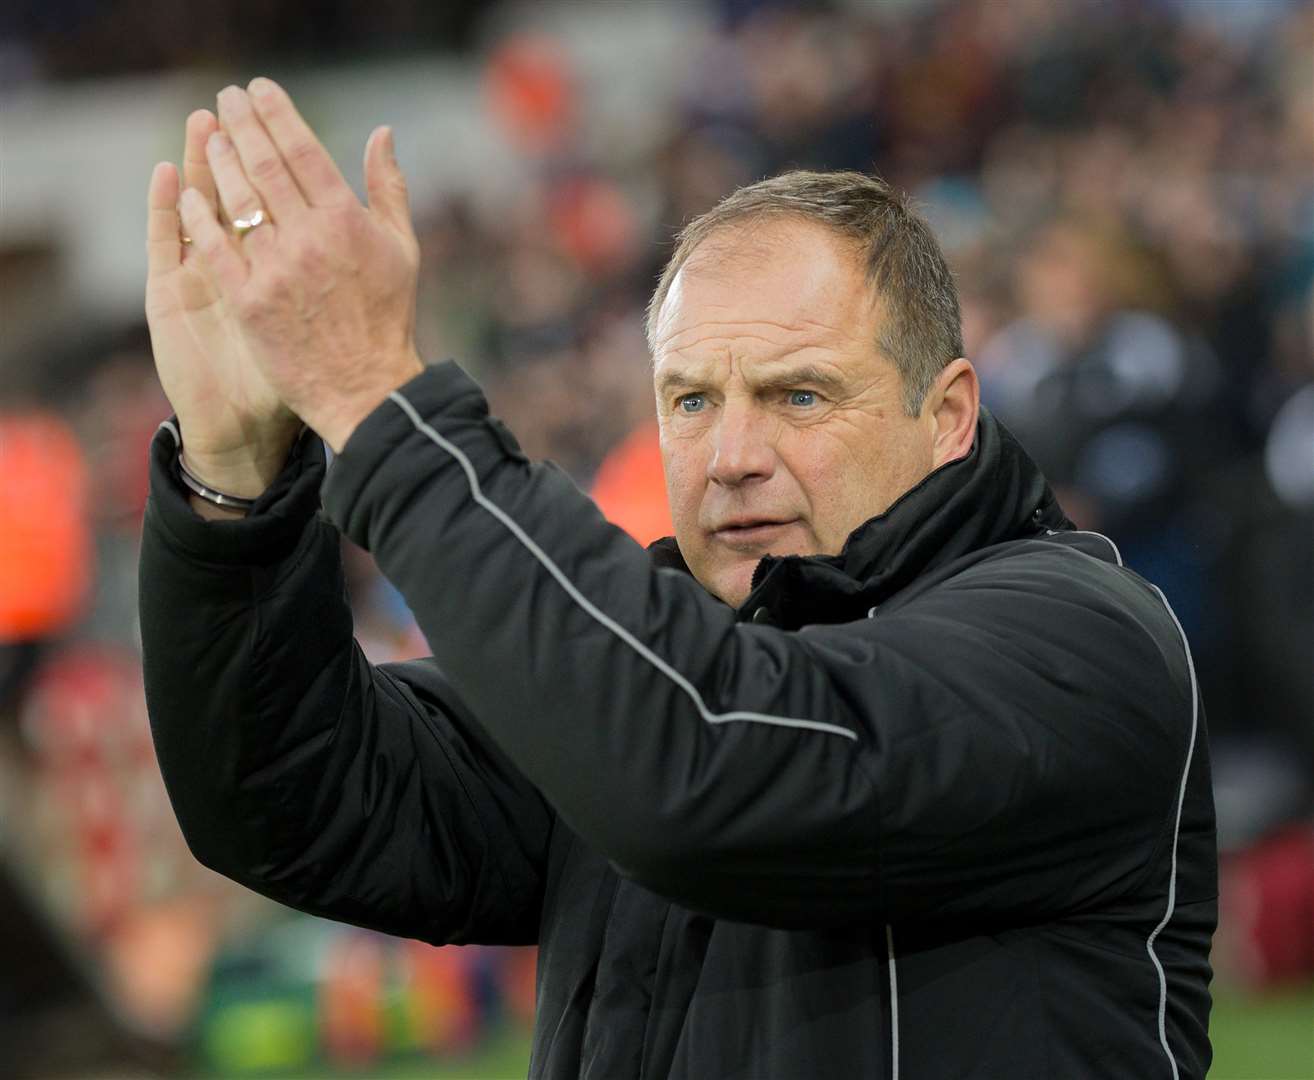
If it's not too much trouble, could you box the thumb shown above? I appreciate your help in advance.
[364,126,415,240]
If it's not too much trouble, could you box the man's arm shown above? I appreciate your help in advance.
[140,423,551,945]
[321,363,1201,930]
[142,88,550,946]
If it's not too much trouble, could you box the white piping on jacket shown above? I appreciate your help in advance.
[1052,527,1197,1079]
[886,923,900,1080]
[1070,528,1124,567]
[1045,527,1125,570]
[159,419,181,446]
[1143,583,1198,1080]
[385,390,858,742]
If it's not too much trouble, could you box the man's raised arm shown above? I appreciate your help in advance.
[139,103,550,946]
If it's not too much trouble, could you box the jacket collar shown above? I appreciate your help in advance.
[648,409,1071,629]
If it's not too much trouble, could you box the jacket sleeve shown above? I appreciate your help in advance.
[138,421,552,945]
[322,363,1198,929]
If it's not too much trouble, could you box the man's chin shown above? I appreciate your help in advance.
[704,559,763,610]
[686,530,819,608]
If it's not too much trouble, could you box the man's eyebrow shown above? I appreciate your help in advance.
[655,368,709,396]
[655,363,850,398]
[750,364,848,394]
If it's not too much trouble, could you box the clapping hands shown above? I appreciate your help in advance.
[145,77,424,491]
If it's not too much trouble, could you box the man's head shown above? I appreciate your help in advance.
[647,171,979,607]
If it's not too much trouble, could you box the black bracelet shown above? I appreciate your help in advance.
[176,450,258,512]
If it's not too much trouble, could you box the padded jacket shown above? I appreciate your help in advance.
[140,361,1216,1078]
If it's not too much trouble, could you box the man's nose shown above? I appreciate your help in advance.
[707,403,776,487]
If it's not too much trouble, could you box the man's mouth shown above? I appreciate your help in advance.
[709,518,799,549]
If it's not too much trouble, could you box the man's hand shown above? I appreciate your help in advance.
[145,109,303,503]
[178,78,424,454]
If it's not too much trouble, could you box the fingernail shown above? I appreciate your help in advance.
[207,131,230,155]
[218,84,243,107]
[383,126,397,163]
[248,76,276,98]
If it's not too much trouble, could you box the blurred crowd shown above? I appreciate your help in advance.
[0,0,488,84]
[1,0,1312,1074]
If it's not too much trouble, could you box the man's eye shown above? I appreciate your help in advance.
[788,390,817,408]
[678,394,706,413]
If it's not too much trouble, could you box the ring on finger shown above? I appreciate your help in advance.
[232,208,270,238]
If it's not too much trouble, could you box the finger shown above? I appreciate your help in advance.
[179,187,248,296]
[364,126,416,241]
[183,109,220,212]
[146,162,183,275]
[216,85,307,221]
[205,131,278,254]
[246,76,354,206]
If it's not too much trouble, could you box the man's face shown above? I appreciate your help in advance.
[651,218,938,608]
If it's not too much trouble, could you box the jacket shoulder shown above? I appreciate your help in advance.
[869,528,1197,742]
[901,528,1173,629]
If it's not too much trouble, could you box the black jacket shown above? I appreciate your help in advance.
[140,361,1216,1078]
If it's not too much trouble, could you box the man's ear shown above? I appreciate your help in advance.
[926,358,980,470]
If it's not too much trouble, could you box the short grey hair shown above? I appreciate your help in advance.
[645,170,963,415]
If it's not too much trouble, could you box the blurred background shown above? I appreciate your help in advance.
[1,0,1311,1076]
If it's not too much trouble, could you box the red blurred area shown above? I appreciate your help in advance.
[1219,826,1314,990]
[485,35,576,155]
[591,420,673,547]
[0,414,92,641]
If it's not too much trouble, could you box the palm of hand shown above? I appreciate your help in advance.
[146,240,295,459]
[146,105,304,476]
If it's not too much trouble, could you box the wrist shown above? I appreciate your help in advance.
[187,492,252,521]
[310,351,425,454]
[179,432,300,499]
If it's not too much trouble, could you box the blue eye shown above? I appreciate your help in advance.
[789,390,817,408]
[678,394,706,413]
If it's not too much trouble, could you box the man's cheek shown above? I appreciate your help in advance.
[663,464,702,524]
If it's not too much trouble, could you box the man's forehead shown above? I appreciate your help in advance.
[653,221,876,355]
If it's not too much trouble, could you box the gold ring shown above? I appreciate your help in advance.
[232,209,268,238]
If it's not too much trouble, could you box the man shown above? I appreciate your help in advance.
[141,79,1216,1078]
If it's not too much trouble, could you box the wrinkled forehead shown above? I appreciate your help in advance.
[651,220,879,372]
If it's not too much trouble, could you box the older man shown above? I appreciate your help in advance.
[141,80,1215,1078]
